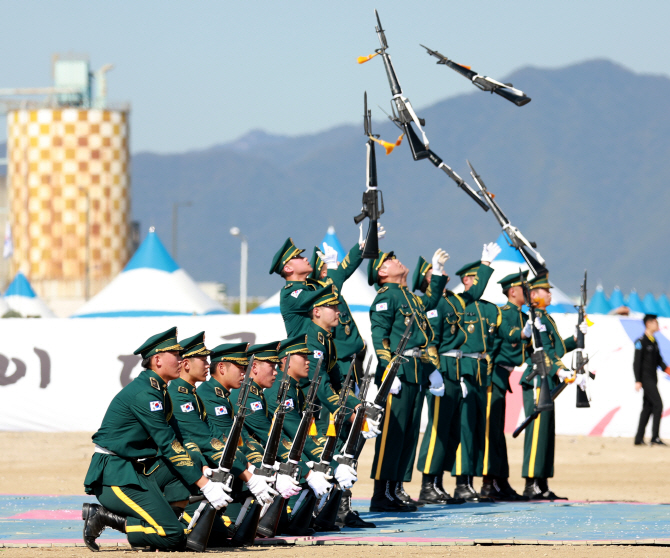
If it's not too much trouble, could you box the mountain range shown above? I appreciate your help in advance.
[5,59,670,299]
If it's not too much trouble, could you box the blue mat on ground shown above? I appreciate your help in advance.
[1,494,669,545]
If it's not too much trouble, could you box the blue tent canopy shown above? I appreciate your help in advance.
[124,230,179,272]
[586,286,611,314]
[642,293,661,315]
[657,294,670,318]
[495,233,526,264]
[609,287,625,308]
[4,272,37,298]
[626,291,645,313]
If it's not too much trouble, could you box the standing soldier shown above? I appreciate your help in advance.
[367,249,447,512]
[521,273,588,499]
[82,328,231,552]
[481,273,532,500]
[634,314,670,446]
[448,247,503,502]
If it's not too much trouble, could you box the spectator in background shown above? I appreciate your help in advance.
[634,314,670,446]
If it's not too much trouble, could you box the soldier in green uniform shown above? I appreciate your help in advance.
[82,328,232,552]
[480,273,532,501]
[231,341,334,501]
[367,249,447,512]
[414,244,499,504]
[271,238,325,337]
[521,273,587,500]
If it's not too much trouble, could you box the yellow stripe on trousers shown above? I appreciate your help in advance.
[528,387,541,477]
[482,385,493,476]
[111,486,166,536]
[422,395,441,474]
[454,443,462,476]
[374,393,394,480]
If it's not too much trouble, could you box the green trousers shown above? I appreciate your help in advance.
[521,384,555,478]
[416,378,461,475]
[451,376,486,477]
[370,380,422,482]
[481,383,510,478]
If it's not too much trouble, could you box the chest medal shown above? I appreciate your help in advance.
[467,324,475,334]
[345,325,351,336]
[451,324,457,335]
[404,316,411,326]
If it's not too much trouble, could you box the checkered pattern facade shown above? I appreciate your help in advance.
[7,108,131,282]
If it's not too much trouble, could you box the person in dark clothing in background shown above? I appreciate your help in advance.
[634,314,670,446]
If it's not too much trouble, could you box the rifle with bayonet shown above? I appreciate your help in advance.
[420,45,531,107]
[365,317,414,424]
[513,353,593,438]
[467,160,547,276]
[336,357,374,469]
[312,361,356,530]
[186,355,255,552]
[361,11,489,212]
[353,92,385,259]
[511,272,553,438]
[574,271,594,408]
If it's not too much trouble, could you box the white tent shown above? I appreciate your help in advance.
[253,227,377,315]
[4,271,55,318]
[451,234,576,313]
[72,229,229,318]
[0,295,9,316]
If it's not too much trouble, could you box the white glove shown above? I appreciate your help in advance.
[334,463,358,489]
[557,368,571,382]
[377,223,386,240]
[358,222,365,248]
[576,321,588,336]
[246,474,278,506]
[275,473,301,499]
[481,242,502,263]
[522,319,532,339]
[203,467,214,478]
[318,242,339,270]
[362,415,382,439]
[201,480,233,510]
[389,376,402,395]
[428,369,445,397]
[431,248,449,276]
[534,317,546,332]
[576,374,588,391]
[460,377,468,398]
[306,470,332,497]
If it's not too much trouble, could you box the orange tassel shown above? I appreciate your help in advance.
[357,52,378,64]
[326,413,336,437]
[237,437,243,447]
[370,133,404,155]
[362,419,370,432]
[308,418,318,436]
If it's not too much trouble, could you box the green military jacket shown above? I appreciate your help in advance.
[280,278,327,337]
[84,369,202,494]
[521,308,577,388]
[492,301,530,392]
[196,377,264,468]
[324,243,366,361]
[168,377,246,477]
[305,321,360,424]
[459,299,501,387]
[370,273,447,385]
[264,375,325,463]
[427,265,493,382]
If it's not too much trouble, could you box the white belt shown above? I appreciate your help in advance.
[442,351,488,360]
[94,444,117,455]
[402,348,422,358]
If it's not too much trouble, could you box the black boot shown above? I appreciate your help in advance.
[418,474,448,504]
[496,478,528,501]
[537,478,567,500]
[435,473,465,505]
[82,503,126,552]
[336,489,376,528]
[395,481,424,507]
[523,477,543,500]
[370,480,417,512]
[454,475,489,502]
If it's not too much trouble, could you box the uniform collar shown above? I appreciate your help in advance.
[506,301,521,311]
[209,376,231,397]
[250,380,265,396]
[646,332,656,342]
[172,376,196,393]
[145,369,167,390]
[310,322,332,339]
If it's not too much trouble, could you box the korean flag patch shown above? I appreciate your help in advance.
[376,303,388,312]
[215,406,228,416]
[313,350,324,359]
[150,401,163,412]
[285,398,294,409]
[427,309,438,319]
[180,402,194,413]
[250,401,263,412]
[635,340,642,350]
[291,289,303,298]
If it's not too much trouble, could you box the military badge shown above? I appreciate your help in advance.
[282,439,292,449]
[451,325,456,334]
[318,332,325,345]
[150,377,160,391]
[210,438,224,450]
[404,316,411,326]
[345,325,351,336]
[171,440,185,454]
[177,386,188,394]
[467,324,475,333]
[214,387,225,398]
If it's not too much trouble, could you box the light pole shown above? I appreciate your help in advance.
[230,227,247,314]
[172,201,192,261]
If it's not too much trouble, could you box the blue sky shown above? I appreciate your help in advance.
[1,1,669,153]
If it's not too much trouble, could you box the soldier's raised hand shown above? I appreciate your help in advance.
[481,242,502,263]
[431,249,449,276]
